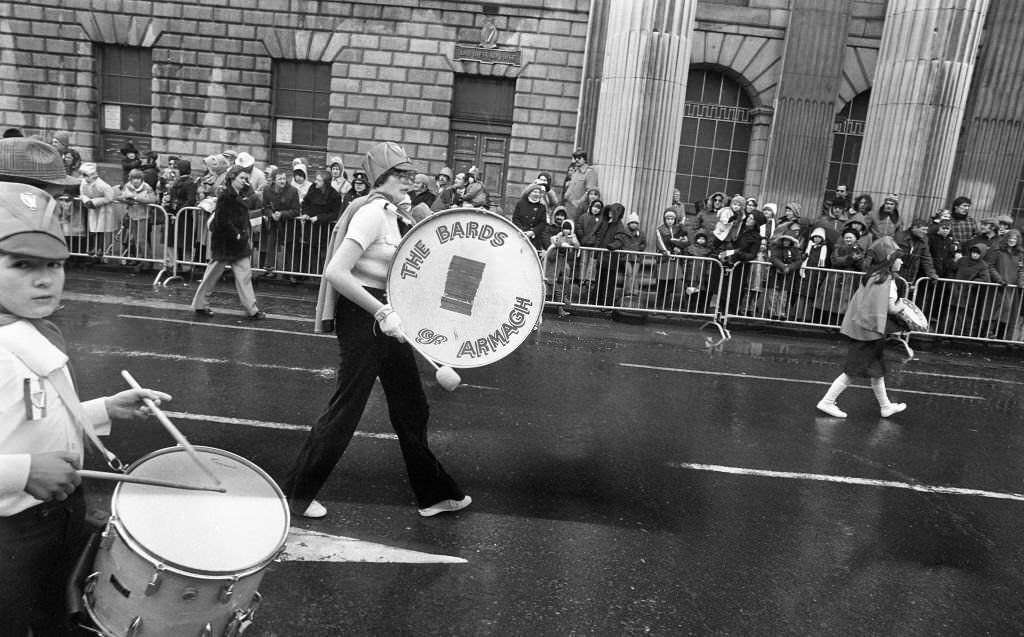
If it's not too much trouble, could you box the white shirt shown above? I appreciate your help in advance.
[345,198,401,289]
[0,321,110,516]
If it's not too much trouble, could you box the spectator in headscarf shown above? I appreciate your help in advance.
[410,173,438,209]
[513,182,549,251]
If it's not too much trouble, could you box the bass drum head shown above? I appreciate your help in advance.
[387,208,545,368]
[112,446,289,576]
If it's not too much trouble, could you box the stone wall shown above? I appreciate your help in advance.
[0,0,590,210]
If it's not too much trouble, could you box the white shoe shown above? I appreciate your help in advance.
[297,500,327,519]
[880,403,907,418]
[816,400,847,418]
[418,495,472,518]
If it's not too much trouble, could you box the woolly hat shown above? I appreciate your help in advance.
[809,227,827,242]
[437,166,453,180]
[0,183,68,260]
[883,193,899,204]
[0,137,79,186]
[783,202,802,217]
[120,141,138,157]
[762,203,777,217]
[79,162,97,177]
[360,141,414,184]
[327,156,344,169]
[626,212,640,225]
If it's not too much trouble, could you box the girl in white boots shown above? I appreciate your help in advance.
[817,236,908,419]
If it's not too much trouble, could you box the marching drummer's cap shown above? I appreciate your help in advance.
[0,137,80,187]
[0,183,69,260]
[361,142,414,184]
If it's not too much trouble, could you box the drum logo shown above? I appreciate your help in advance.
[441,256,486,316]
[416,328,448,345]
[456,296,534,359]
[435,220,507,247]
[398,240,431,280]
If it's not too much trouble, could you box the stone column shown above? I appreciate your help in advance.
[950,0,1024,218]
[760,0,852,215]
[575,0,611,155]
[745,107,774,201]
[856,0,990,225]
[590,0,698,239]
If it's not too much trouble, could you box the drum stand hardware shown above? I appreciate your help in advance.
[220,576,239,603]
[145,565,165,596]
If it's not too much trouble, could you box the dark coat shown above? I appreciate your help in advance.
[303,183,343,225]
[512,195,549,251]
[595,204,627,250]
[210,184,254,261]
[895,228,938,281]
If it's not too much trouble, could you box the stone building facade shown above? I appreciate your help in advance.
[2,0,1022,237]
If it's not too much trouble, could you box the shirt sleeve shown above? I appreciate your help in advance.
[0,454,30,495]
[345,203,384,251]
[887,280,902,313]
[82,398,111,436]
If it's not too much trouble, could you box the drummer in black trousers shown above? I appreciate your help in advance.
[282,142,470,520]
[0,182,170,635]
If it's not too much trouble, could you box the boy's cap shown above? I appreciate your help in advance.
[0,183,69,259]
[0,137,80,186]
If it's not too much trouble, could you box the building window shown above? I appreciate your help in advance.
[676,69,752,208]
[271,60,331,170]
[97,45,152,165]
[826,90,871,204]
[1013,163,1024,226]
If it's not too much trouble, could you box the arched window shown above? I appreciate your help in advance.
[676,69,752,208]
[827,90,871,203]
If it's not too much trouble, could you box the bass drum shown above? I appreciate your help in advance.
[83,446,289,637]
[387,207,545,368]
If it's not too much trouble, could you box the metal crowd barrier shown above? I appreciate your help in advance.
[58,197,172,286]
[911,277,1023,344]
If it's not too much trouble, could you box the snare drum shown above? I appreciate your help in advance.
[896,298,929,332]
[387,207,545,368]
[83,447,289,637]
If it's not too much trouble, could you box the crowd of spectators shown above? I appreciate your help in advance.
[13,127,1024,341]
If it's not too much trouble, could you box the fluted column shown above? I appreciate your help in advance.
[857,0,990,225]
[950,0,1024,218]
[591,0,698,239]
[575,0,611,154]
[760,0,852,213]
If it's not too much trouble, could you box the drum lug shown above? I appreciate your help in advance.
[182,587,199,601]
[83,571,99,605]
[99,521,115,550]
[126,616,142,637]
[219,576,238,603]
[198,622,213,637]
[145,564,165,596]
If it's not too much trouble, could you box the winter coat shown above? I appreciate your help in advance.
[262,182,300,247]
[120,181,157,221]
[562,165,599,219]
[577,210,602,247]
[166,175,198,214]
[303,184,343,226]
[595,204,627,250]
[831,243,865,271]
[867,207,901,239]
[953,247,1000,284]
[894,228,938,281]
[769,238,803,289]
[928,230,959,278]
[209,184,255,261]
[463,181,490,208]
[611,228,645,253]
[512,194,549,251]
[985,235,1024,287]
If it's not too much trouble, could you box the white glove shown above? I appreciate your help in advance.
[374,305,405,342]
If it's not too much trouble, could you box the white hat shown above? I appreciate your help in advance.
[626,212,640,225]
[235,152,255,168]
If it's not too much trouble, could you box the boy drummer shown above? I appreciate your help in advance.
[0,182,170,635]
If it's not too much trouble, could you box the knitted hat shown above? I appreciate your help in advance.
[626,212,640,225]
[0,137,79,186]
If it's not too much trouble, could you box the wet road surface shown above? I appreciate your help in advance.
[59,269,1024,636]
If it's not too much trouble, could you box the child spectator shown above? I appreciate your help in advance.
[120,142,141,185]
[928,221,958,278]
[612,212,646,299]
[78,163,118,260]
[768,233,803,320]
[947,243,1004,337]
[655,208,688,309]
[120,168,158,270]
[544,213,580,303]
[683,230,715,312]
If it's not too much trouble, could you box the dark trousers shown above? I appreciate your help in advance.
[283,290,464,510]
[0,490,88,636]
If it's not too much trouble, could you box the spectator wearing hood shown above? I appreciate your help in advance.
[796,226,832,322]
[575,197,604,295]
[772,202,809,249]
[544,211,579,302]
[767,231,802,320]
[947,196,980,245]
[866,194,901,239]
[682,230,715,312]
[191,165,265,320]
[236,152,266,195]
[928,220,959,278]
[119,168,158,270]
[947,242,1004,337]
[410,173,438,209]
[612,211,646,298]
[328,156,351,195]
[817,237,909,419]
[760,203,778,240]
[655,208,689,309]
[592,203,627,305]
[984,229,1024,339]
[462,166,490,209]
[78,162,118,259]
[140,150,160,190]
[562,148,599,220]
[514,182,549,251]
[51,131,81,176]
[120,141,142,184]
[301,170,344,274]
[292,164,311,204]
[699,191,726,236]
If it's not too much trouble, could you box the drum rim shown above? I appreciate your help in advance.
[110,445,290,577]
[386,206,546,369]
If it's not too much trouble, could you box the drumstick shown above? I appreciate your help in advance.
[79,470,226,493]
[398,331,461,392]
[120,370,223,487]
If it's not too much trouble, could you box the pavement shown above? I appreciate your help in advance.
[56,266,1024,636]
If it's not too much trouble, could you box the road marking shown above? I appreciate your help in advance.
[65,291,315,322]
[901,369,1024,386]
[621,362,985,401]
[669,461,1024,503]
[78,346,336,378]
[164,410,398,440]
[282,527,466,564]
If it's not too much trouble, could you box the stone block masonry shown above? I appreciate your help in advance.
[0,0,589,209]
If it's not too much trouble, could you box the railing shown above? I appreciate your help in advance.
[52,198,1022,349]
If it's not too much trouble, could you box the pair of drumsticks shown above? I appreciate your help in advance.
[78,371,226,494]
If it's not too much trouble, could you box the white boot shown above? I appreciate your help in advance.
[871,377,906,417]
[817,373,850,418]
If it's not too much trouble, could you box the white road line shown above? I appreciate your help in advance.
[669,461,1024,503]
[621,362,985,401]
[901,369,1024,386]
[65,291,315,323]
[119,313,331,338]
[163,410,398,440]
[79,346,336,378]
[282,527,466,564]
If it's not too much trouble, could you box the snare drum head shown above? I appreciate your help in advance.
[113,447,289,575]
[387,208,545,368]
